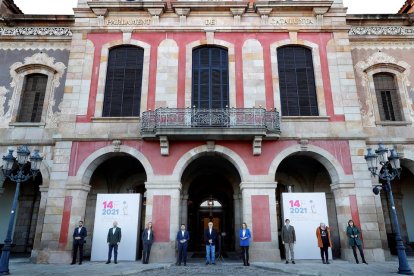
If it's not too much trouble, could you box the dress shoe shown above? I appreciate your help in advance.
[70,262,76,265]
[212,263,216,265]
[205,262,209,265]
[247,263,250,266]
[326,261,330,264]
[292,261,295,264]
[322,260,326,264]
[106,261,110,264]
[363,261,368,265]
[184,263,187,266]
[78,262,82,265]
[114,261,117,264]
[285,261,289,264]
[177,263,181,266]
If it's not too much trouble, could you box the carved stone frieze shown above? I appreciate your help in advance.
[0,86,11,127]
[0,27,72,37]
[349,26,414,36]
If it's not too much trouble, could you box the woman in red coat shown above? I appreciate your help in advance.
[316,223,333,264]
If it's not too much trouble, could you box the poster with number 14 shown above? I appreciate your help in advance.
[282,193,330,260]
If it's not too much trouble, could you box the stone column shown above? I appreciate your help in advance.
[180,193,188,225]
[241,181,280,262]
[144,180,181,263]
[233,193,242,252]
[30,186,48,262]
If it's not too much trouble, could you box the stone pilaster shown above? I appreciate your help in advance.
[241,181,280,262]
[144,181,181,263]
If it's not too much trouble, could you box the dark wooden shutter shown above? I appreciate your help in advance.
[17,74,48,122]
[192,46,229,109]
[277,46,318,116]
[374,73,402,121]
[103,46,144,117]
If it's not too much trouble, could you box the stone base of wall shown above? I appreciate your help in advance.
[149,242,175,263]
[340,248,386,262]
[249,242,281,262]
[30,249,71,264]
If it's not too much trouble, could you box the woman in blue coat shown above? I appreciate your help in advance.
[239,222,251,266]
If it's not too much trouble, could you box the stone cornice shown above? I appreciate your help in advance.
[0,26,72,37]
[87,1,166,12]
[349,26,414,36]
[171,1,249,12]
[254,0,333,11]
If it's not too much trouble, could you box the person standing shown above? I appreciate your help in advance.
[106,221,121,264]
[281,219,296,264]
[347,220,368,264]
[316,223,332,264]
[71,220,87,265]
[204,221,218,265]
[176,224,190,266]
[239,222,251,266]
[142,222,154,264]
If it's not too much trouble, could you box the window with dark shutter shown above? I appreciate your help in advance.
[17,73,48,122]
[103,46,144,117]
[192,46,229,109]
[374,73,402,121]
[277,46,318,116]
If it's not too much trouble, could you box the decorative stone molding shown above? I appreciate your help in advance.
[256,8,272,25]
[112,140,122,152]
[206,141,215,151]
[299,139,309,151]
[354,51,413,125]
[9,52,67,128]
[0,27,72,37]
[0,86,11,127]
[175,8,191,25]
[349,26,414,36]
[253,136,262,156]
[160,136,169,156]
[147,8,163,25]
[313,7,329,25]
[230,8,245,25]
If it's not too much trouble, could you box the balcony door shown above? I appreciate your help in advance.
[192,46,229,109]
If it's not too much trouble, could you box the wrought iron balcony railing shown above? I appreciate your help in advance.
[140,107,280,139]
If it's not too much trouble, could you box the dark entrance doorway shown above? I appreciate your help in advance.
[182,154,241,256]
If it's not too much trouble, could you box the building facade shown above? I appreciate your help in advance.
[0,0,413,264]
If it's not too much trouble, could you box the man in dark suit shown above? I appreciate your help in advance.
[71,220,87,265]
[204,221,218,265]
[176,224,190,266]
[141,222,154,264]
[106,221,121,264]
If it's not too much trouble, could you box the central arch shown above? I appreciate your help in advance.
[180,152,242,258]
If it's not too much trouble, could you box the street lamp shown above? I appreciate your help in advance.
[364,144,413,275]
[0,146,43,275]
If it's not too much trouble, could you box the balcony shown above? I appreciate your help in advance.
[140,107,281,140]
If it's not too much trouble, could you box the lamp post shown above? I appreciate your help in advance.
[364,143,413,275]
[0,146,43,275]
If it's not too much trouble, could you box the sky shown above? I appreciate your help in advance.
[13,0,407,15]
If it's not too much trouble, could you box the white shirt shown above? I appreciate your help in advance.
[181,231,185,237]
[209,228,212,235]
[112,227,116,235]
[147,229,151,240]
[78,227,82,234]
[242,229,246,237]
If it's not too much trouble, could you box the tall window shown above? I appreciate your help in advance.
[192,46,229,109]
[277,46,318,116]
[103,46,144,117]
[17,74,47,122]
[373,73,402,121]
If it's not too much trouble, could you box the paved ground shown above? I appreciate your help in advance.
[7,257,414,276]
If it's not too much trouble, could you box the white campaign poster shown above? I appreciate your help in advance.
[91,194,141,261]
[282,193,331,260]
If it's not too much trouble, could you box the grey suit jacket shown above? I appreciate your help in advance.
[281,225,296,243]
[107,227,122,245]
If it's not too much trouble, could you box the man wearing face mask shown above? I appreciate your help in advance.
[281,219,296,264]
[71,220,87,265]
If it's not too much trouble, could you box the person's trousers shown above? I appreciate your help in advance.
[143,242,152,264]
[107,244,118,262]
[320,245,329,261]
[352,244,366,262]
[72,242,83,263]
[284,243,294,261]
[177,243,188,264]
[241,246,249,265]
[206,245,215,264]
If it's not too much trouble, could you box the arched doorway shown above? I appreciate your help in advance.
[275,155,341,259]
[181,154,241,257]
[0,172,42,255]
[380,160,414,255]
[83,153,147,260]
